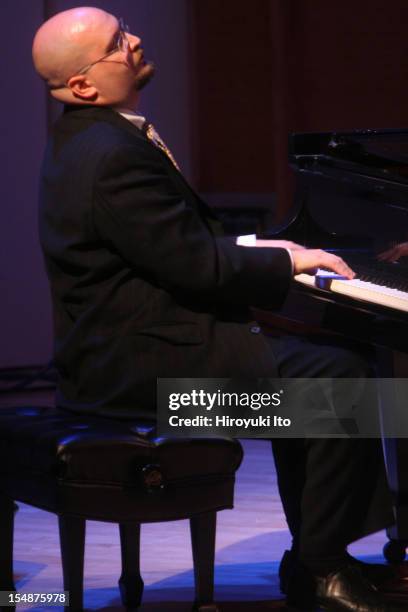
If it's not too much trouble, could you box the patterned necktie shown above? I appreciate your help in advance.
[143,122,180,170]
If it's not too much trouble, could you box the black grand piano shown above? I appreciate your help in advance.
[262,129,408,563]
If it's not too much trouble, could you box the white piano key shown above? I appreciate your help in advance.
[294,270,408,313]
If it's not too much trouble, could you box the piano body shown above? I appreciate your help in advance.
[263,128,408,562]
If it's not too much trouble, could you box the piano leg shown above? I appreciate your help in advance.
[376,347,408,563]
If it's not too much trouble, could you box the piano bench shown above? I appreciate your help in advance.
[0,406,243,611]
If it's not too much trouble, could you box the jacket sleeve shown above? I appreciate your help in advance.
[93,143,292,310]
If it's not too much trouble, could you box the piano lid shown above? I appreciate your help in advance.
[286,128,408,247]
[290,128,408,184]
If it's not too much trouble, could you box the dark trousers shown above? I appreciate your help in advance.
[268,335,393,564]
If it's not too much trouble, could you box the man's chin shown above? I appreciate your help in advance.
[135,62,155,91]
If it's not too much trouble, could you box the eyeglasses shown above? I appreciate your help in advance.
[75,18,130,77]
[51,17,130,88]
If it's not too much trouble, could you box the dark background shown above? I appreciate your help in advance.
[2,0,408,368]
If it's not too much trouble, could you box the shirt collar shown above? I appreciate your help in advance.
[115,108,146,130]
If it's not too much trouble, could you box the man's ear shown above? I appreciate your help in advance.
[67,75,98,101]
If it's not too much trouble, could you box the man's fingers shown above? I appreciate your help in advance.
[378,243,408,262]
[292,249,355,278]
[378,247,398,261]
[378,252,395,262]
[319,252,355,279]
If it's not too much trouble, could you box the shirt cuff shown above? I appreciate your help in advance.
[284,248,294,275]
[236,234,257,246]
[236,234,294,275]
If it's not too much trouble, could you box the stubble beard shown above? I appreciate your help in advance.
[135,61,156,91]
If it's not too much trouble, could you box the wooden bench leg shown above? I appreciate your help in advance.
[190,512,219,612]
[58,515,86,611]
[0,493,16,610]
[118,523,144,609]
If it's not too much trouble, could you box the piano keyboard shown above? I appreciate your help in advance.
[294,270,408,313]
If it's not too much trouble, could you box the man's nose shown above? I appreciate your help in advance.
[127,33,141,51]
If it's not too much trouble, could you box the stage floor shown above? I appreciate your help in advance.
[10,438,389,611]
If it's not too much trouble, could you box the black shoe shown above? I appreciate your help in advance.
[353,559,400,591]
[286,563,403,612]
[279,549,397,595]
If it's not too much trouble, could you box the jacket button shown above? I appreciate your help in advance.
[250,325,261,334]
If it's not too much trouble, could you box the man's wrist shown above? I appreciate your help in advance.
[236,234,294,275]
[285,248,294,275]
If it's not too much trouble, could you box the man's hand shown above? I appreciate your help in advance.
[254,239,305,250]
[292,249,355,279]
[252,239,355,279]
[378,242,408,262]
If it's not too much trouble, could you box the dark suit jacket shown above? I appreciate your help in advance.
[39,105,292,417]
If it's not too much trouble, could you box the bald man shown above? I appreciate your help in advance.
[32,7,154,105]
[32,8,399,612]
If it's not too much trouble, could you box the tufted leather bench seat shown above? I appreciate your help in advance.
[0,406,243,611]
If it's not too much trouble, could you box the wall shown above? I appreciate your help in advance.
[0,1,50,369]
[192,0,408,219]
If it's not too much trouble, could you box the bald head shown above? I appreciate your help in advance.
[32,7,117,88]
[33,6,154,109]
